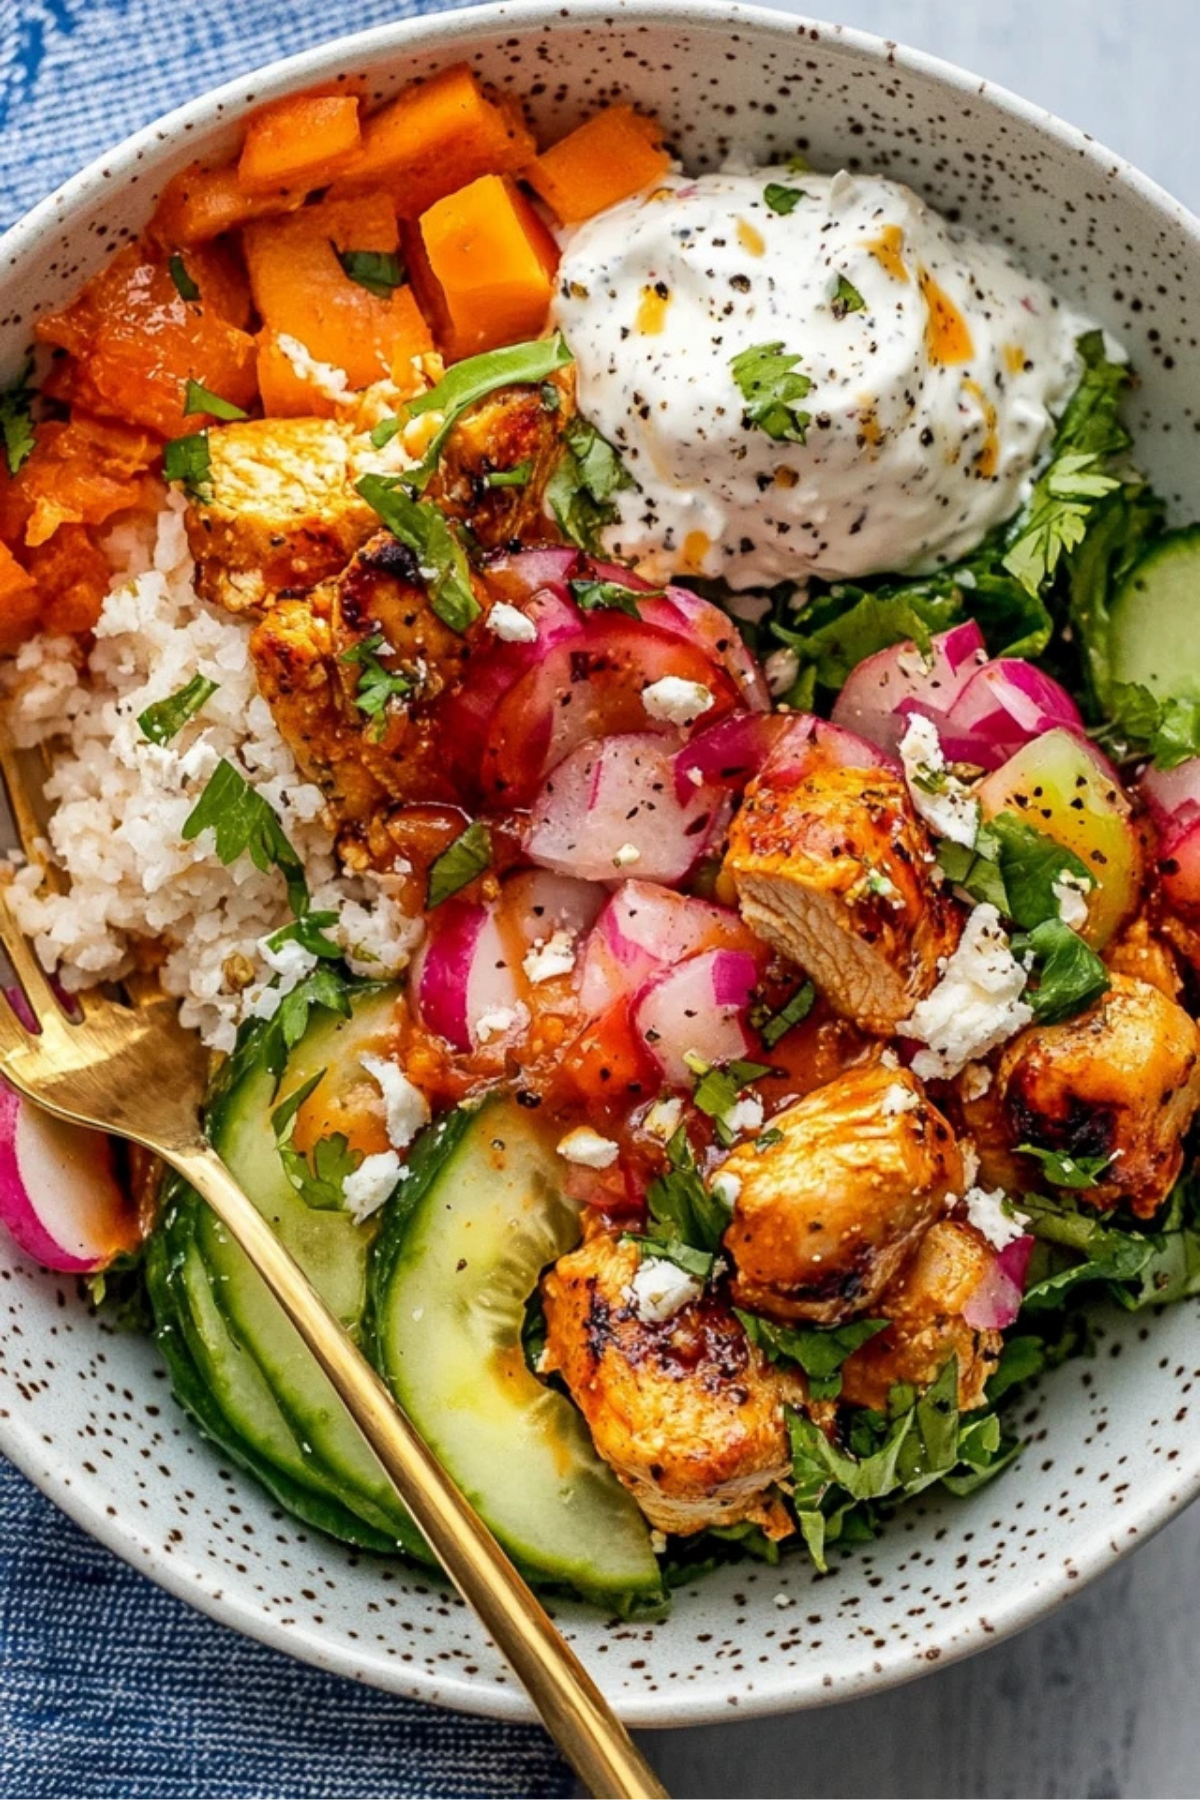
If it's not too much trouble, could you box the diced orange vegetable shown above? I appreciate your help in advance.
[244,194,414,389]
[0,416,160,550]
[255,329,342,419]
[238,95,362,195]
[526,105,669,223]
[35,243,258,436]
[388,287,436,388]
[417,175,557,359]
[0,543,40,651]
[148,160,306,247]
[183,241,253,328]
[25,524,112,638]
[331,63,535,217]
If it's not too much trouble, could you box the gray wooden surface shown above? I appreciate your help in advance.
[644,4,1200,1795]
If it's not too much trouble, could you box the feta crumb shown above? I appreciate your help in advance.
[764,646,800,697]
[962,1184,1029,1250]
[899,713,980,848]
[486,601,538,644]
[473,1002,529,1044]
[1053,871,1091,930]
[773,1592,794,1610]
[960,1061,993,1101]
[879,1047,901,1070]
[557,1126,620,1169]
[275,332,355,405]
[626,1257,704,1322]
[342,1150,403,1223]
[360,1053,431,1151]
[723,1095,764,1137]
[711,1171,742,1207]
[521,929,576,985]
[642,675,715,726]
[901,903,1034,1080]
[643,1096,684,1141]
[882,1081,920,1117]
[612,842,642,868]
[961,1138,981,1187]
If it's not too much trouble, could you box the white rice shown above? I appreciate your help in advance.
[2,493,423,1052]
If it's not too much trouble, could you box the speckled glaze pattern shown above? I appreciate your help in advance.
[1,0,1198,1730]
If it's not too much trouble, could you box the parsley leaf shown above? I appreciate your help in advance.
[271,1070,362,1211]
[355,474,481,633]
[257,965,353,1085]
[1012,917,1109,1025]
[568,577,660,619]
[334,247,404,299]
[736,1311,888,1400]
[484,460,533,489]
[939,813,1093,931]
[545,413,636,552]
[265,910,342,961]
[182,379,248,422]
[169,253,200,302]
[730,341,813,445]
[389,332,573,490]
[182,758,308,916]
[754,980,815,1049]
[763,183,806,214]
[622,1232,714,1281]
[426,819,492,908]
[771,588,960,701]
[0,359,37,477]
[339,631,416,739]
[686,1054,772,1147]
[1098,680,1200,769]
[163,431,213,502]
[137,674,218,745]
[1017,1144,1111,1189]
[830,274,867,319]
[645,1125,733,1256]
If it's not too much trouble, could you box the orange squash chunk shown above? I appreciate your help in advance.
[417,175,557,360]
[255,329,342,419]
[0,543,40,650]
[238,94,362,195]
[35,243,257,436]
[148,160,306,247]
[526,105,669,223]
[244,193,414,389]
[0,415,159,550]
[25,524,112,638]
[332,63,535,217]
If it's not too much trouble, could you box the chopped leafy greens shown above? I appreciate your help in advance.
[137,673,218,745]
[1096,681,1200,769]
[271,1070,362,1211]
[938,812,1093,931]
[182,757,308,916]
[730,341,813,445]
[1020,1179,1200,1312]
[265,910,342,961]
[484,460,533,489]
[545,413,636,552]
[182,379,248,421]
[622,1231,714,1282]
[686,1054,771,1147]
[334,246,404,299]
[644,1125,732,1258]
[355,474,481,632]
[0,358,37,477]
[735,1311,888,1400]
[569,577,660,619]
[162,431,212,502]
[763,183,806,214]
[340,631,416,739]
[753,980,816,1048]
[168,253,200,301]
[257,966,353,1086]
[426,819,492,909]
[1012,917,1109,1024]
[1017,1145,1111,1190]
[830,274,866,319]
[386,332,573,489]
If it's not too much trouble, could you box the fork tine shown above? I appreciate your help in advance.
[0,884,65,1033]
[0,987,31,1057]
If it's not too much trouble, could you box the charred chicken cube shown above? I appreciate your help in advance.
[540,1233,798,1538]
[718,1064,965,1327]
[723,756,960,1035]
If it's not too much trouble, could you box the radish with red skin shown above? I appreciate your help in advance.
[577,882,763,1018]
[962,1234,1034,1331]
[832,622,987,755]
[930,659,1086,769]
[0,1083,137,1273]
[761,714,901,783]
[1141,755,1200,852]
[632,948,759,1086]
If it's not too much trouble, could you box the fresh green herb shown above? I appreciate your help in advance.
[938,813,1093,932]
[770,588,961,706]
[168,253,200,302]
[271,1070,362,1211]
[339,631,416,739]
[355,474,481,632]
[830,274,867,319]
[568,577,661,619]
[686,1054,772,1147]
[735,1311,888,1400]
[730,341,813,445]
[545,413,636,552]
[644,1125,733,1257]
[334,246,405,299]
[163,431,213,502]
[763,182,806,214]
[754,1127,784,1152]
[257,965,353,1086]
[265,910,342,961]
[754,981,816,1049]
[0,358,37,477]
[182,379,248,422]
[182,757,308,915]
[1017,1145,1112,1190]
[1097,681,1200,769]
[426,819,492,908]
[82,1249,154,1334]
[1013,917,1109,1024]
[137,674,218,745]
[483,460,534,490]
[385,333,573,490]
[621,1232,714,1282]
[540,382,562,413]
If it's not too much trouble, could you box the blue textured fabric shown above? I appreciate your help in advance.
[0,3,573,1792]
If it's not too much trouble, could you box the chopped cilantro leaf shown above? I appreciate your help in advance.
[265,910,342,961]
[755,981,815,1049]
[830,274,867,319]
[0,359,37,477]
[545,413,636,551]
[940,813,1093,931]
[168,253,200,302]
[1017,1144,1112,1190]
[644,1125,732,1256]
[1098,680,1200,770]
[426,819,491,908]
[271,1069,362,1211]
[484,460,533,490]
[1012,917,1109,1024]
[686,1055,772,1147]
[163,431,213,502]
[182,379,248,422]
[257,965,353,1086]
[763,183,806,214]
[137,673,219,745]
[355,474,481,633]
[339,631,416,740]
[736,1311,888,1400]
[730,341,813,445]
[621,1232,713,1281]
[182,757,308,916]
[334,246,405,299]
[569,577,660,619]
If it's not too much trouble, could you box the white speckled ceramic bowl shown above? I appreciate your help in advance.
[2,0,1199,1729]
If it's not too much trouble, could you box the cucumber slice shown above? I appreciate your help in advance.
[370,1098,661,1599]
[1109,526,1200,700]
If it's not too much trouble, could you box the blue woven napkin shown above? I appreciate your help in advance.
[0,2,574,1792]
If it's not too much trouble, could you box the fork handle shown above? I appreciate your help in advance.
[169,1141,667,1800]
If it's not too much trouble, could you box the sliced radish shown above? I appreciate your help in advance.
[1156,815,1200,913]
[0,1083,136,1273]
[1140,756,1200,853]
[762,713,902,783]
[962,1234,1034,1331]
[673,712,793,802]
[932,660,1085,769]
[412,900,489,1051]
[500,869,606,951]
[632,949,759,1085]
[832,622,987,755]
[639,587,771,712]
[524,733,725,884]
[577,882,762,1018]
[484,545,582,602]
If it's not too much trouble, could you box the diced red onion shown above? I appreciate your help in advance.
[576,882,760,1018]
[761,713,901,783]
[962,1233,1034,1330]
[931,660,1085,770]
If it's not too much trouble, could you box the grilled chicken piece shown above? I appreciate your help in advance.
[719,1065,965,1326]
[1104,912,1184,1001]
[838,1219,1003,1412]
[724,755,959,1034]
[426,367,575,547]
[541,1234,798,1538]
[987,973,1200,1217]
[186,418,378,614]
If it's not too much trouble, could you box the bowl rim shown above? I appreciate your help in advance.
[2,0,1199,1730]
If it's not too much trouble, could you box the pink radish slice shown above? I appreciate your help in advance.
[524,732,724,884]
[762,713,901,783]
[639,587,771,712]
[1156,815,1200,912]
[932,660,1085,769]
[632,949,759,1086]
[413,901,488,1051]
[673,712,792,802]
[0,1082,135,1273]
[962,1233,1034,1331]
[577,882,761,1017]
[500,869,606,950]
[483,545,581,600]
[1140,756,1200,852]
[832,622,987,756]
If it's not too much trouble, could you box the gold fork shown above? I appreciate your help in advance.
[0,884,666,1799]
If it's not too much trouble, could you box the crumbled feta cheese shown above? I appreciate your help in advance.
[627,1257,704,1322]
[643,1096,684,1141]
[612,842,642,868]
[901,903,1034,1080]
[882,1081,920,1117]
[722,1095,764,1137]
[1053,871,1091,930]
[960,1061,993,1101]
[773,1592,794,1610]
[879,1047,901,1070]
[342,1149,403,1223]
[764,646,800,697]
[650,1529,669,1554]
[711,1171,742,1207]
[961,1139,981,1187]
[641,675,715,725]
[899,713,980,847]
[962,1184,1029,1250]
[486,602,538,644]
[473,1002,529,1044]
[557,1126,621,1169]
[360,1053,430,1150]
[521,929,576,985]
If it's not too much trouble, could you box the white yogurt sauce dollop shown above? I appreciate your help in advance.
[552,167,1099,590]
